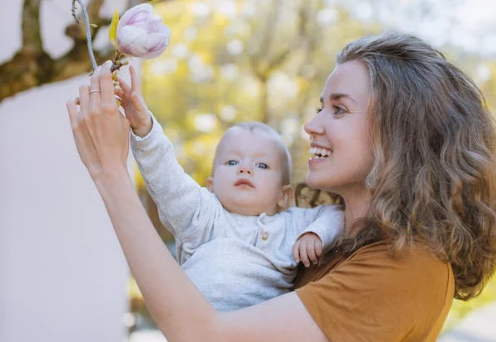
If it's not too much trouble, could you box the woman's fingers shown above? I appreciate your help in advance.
[67,61,132,179]
[89,67,102,114]
[66,96,80,129]
[99,61,117,106]
[67,93,100,174]
[79,85,90,118]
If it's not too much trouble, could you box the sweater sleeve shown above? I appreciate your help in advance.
[294,205,344,249]
[129,114,223,246]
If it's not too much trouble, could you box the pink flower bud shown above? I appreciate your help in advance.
[117,4,170,59]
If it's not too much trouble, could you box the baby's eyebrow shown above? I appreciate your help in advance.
[222,150,242,156]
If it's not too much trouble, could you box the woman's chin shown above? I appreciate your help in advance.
[306,174,339,194]
[305,174,323,190]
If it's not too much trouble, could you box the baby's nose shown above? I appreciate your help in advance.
[238,165,252,175]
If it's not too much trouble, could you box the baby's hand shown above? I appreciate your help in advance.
[114,66,151,137]
[293,232,323,267]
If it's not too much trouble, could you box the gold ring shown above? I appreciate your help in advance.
[89,89,101,94]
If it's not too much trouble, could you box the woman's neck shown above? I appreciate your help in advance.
[341,189,372,237]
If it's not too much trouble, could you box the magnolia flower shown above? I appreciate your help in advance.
[115,3,170,59]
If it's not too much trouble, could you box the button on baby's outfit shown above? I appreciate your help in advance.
[256,213,268,241]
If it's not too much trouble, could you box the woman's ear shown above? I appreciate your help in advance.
[206,176,214,193]
[278,185,294,209]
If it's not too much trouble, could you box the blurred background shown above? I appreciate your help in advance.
[1,0,495,341]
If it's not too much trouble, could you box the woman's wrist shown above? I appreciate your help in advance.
[93,166,132,195]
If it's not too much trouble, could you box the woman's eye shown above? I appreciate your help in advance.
[227,160,239,166]
[333,105,346,116]
[256,163,268,169]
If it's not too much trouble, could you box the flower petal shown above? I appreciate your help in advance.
[118,3,153,26]
[115,3,170,59]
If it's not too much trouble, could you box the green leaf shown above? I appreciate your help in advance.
[109,10,119,49]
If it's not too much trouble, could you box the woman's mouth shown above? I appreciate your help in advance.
[309,147,332,159]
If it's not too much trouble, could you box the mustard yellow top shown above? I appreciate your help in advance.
[295,241,454,342]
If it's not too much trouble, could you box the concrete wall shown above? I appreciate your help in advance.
[0,1,131,341]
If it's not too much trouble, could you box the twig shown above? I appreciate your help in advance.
[72,0,97,72]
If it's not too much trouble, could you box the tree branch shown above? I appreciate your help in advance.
[0,0,173,103]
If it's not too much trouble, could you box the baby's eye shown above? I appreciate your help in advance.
[226,160,239,166]
[256,162,268,169]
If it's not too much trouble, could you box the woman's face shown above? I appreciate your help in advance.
[304,60,374,199]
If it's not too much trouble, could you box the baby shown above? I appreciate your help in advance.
[118,68,343,311]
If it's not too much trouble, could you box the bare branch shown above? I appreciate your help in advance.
[73,0,98,71]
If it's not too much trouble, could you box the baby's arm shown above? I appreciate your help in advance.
[130,115,222,242]
[291,205,344,266]
[118,68,220,243]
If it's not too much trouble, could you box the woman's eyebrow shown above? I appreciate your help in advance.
[319,93,357,103]
[329,92,358,103]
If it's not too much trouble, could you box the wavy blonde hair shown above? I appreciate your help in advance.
[331,32,496,300]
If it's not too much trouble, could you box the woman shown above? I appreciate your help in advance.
[67,32,496,341]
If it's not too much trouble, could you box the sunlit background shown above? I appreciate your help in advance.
[1,0,495,341]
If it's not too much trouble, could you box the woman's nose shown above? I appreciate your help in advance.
[304,114,324,136]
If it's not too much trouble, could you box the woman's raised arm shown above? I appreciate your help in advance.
[66,61,328,342]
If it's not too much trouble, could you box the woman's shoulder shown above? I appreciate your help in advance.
[348,240,448,269]
[294,241,454,342]
[295,240,452,290]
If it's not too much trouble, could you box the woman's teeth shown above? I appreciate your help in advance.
[309,147,332,158]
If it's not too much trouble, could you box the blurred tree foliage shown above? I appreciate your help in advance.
[144,0,377,179]
[135,0,380,241]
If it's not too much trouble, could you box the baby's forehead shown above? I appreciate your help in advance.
[223,126,275,140]
[216,127,286,158]
[222,127,279,145]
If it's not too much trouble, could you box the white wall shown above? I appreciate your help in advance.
[0,1,131,341]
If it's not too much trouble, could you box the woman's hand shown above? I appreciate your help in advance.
[66,61,131,181]
[115,65,152,137]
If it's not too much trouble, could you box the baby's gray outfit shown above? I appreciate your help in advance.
[130,115,343,311]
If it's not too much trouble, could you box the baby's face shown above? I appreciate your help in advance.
[208,129,289,216]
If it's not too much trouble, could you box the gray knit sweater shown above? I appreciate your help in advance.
[130,115,343,312]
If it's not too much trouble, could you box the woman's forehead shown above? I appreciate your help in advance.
[322,60,371,101]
